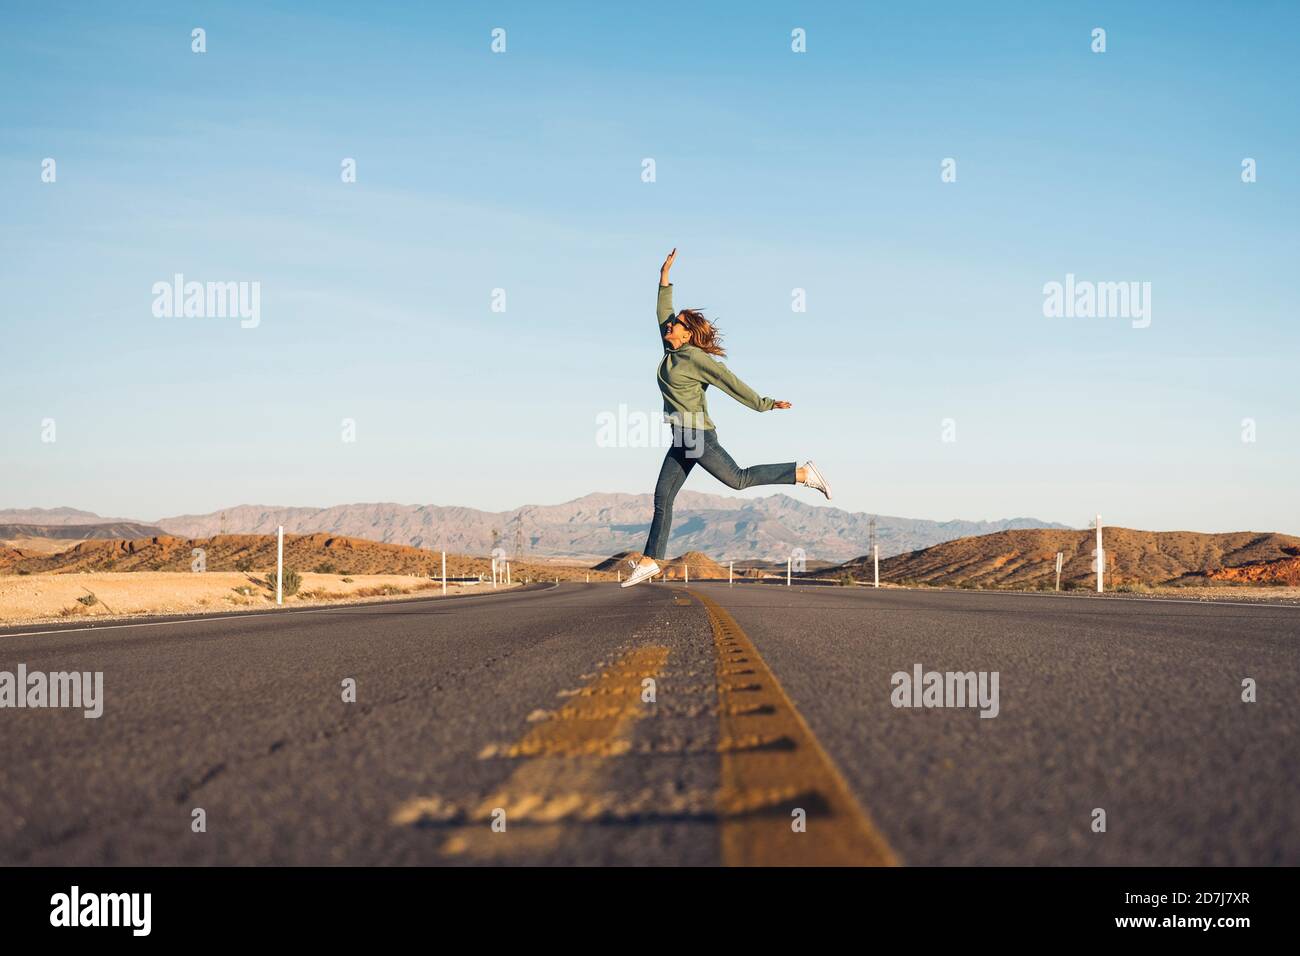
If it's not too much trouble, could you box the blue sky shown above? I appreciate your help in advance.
[3,1,1297,533]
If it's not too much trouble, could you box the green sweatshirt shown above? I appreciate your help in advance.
[655,283,775,430]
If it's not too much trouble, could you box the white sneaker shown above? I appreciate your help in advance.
[800,461,832,500]
[620,558,660,588]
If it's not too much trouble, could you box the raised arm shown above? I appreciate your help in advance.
[656,248,676,329]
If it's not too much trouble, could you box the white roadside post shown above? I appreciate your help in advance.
[1055,552,1063,591]
[507,562,512,586]
[729,561,733,587]
[276,525,284,605]
[491,557,497,589]
[786,557,791,587]
[441,551,447,596]
[874,544,880,588]
[1096,514,1104,593]
[684,562,689,586]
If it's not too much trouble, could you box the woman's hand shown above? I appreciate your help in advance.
[773,400,792,409]
[659,248,676,286]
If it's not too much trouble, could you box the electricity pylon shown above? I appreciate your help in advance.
[511,515,524,561]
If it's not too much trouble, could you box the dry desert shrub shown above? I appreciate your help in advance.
[265,569,302,597]
[354,584,408,597]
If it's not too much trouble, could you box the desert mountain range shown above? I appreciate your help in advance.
[5,526,1296,590]
[2,524,1298,589]
[0,495,1068,564]
[848,528,1300,589]
[0,533,619,582]
[0,522,165,541]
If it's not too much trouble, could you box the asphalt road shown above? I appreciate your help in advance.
[1,583,1295,865]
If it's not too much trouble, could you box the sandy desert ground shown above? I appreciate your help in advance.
[854,580,1300,605]
[1088,584,1300,604]
[0,571,519,627]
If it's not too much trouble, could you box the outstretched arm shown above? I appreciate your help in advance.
[692,354,790,413]
[656,248,676,328]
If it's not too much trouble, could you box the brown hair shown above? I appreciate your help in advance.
[675,309,726,356]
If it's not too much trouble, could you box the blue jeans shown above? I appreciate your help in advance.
[642,427,796,561]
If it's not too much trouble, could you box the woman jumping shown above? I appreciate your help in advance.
[621,248,831,588]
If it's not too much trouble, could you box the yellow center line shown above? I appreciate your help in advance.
[691,588,900,866]
[391,644,670,858]
[391,588,898,864]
